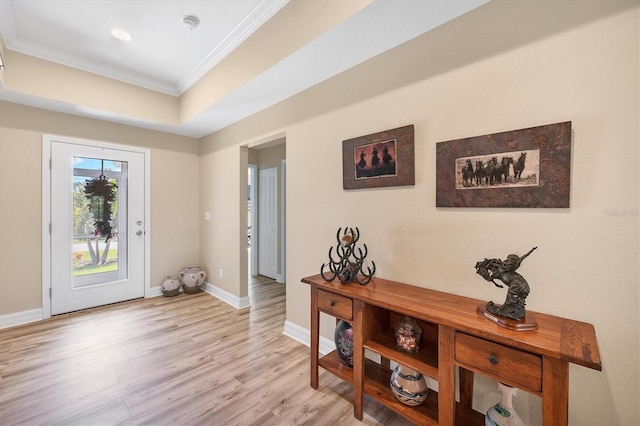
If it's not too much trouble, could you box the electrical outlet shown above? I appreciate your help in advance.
[204,211,211,221]
[219,269,223,279]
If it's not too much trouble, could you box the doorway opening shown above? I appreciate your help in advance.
[244,138,286,304]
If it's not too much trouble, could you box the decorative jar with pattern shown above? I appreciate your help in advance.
[334,320,353,367]
[161,276,180,297]
[389,364,428,406]
[395,315,422,353]
[485,382,525,426]
[179,265,207,294]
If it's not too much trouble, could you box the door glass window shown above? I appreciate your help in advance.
[72,157,128,287]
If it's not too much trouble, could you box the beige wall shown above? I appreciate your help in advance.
[2,49,178,125]
[199,136,247,298]
[0,103,200,315]
[199,1,639,424]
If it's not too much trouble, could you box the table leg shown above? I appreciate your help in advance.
[310,286,319,389]
[459,367,474,410]
[542,356,569,425]
[438,326,456,425]
[353,300,364,420]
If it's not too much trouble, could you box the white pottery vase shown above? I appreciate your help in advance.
[389,364,428,406]
[161,276,180,297]
[485,383,525,426]
[179,265,207,294]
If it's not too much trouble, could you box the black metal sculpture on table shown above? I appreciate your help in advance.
[475,247,537,320]
[321,227,376,285]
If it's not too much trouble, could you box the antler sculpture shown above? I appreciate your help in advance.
[321,227,376,285]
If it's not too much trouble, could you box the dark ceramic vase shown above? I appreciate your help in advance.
[334,320,353,367]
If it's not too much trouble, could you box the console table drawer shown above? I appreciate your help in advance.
[317,290,353,320]
[455,332,542,391]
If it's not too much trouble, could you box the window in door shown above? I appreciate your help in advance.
[72,157,129,287]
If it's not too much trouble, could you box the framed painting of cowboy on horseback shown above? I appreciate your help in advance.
[342,124,415,190]
[435,121,571,207]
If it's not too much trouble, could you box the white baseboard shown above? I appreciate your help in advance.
[204,281,251,309]
[150,282,251,309]
[0,308,43,330]
[282,320,333,355]
[146,285,163,298]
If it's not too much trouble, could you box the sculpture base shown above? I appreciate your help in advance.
[477,304,538,331]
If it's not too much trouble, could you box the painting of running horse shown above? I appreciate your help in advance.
[454,150,539,190]
[436,121,571,207]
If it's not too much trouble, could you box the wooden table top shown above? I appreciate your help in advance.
[302,274,601,371]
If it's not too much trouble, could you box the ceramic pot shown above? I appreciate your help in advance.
[485,383,525,426]
[161,276,180,297]
[395,315,422,353]
[389,364,428,406]
[179,265,206,294]
[334,320,353,367]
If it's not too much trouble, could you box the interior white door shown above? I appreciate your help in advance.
[50,141,146,315]
[258,167,278,279]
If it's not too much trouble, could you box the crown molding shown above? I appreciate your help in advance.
[0,0,288,96]
[174,0,288,95]
[5,37,178,95]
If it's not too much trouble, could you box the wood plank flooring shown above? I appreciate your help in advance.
[0,276,411,425]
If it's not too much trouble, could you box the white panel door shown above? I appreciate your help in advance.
[50,140,146,315]
[258,167,278,279]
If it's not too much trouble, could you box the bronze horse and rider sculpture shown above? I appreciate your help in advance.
[475,247,537,321]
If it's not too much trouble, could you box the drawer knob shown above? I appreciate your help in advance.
[329,300,336,307]
[488,355,499,365]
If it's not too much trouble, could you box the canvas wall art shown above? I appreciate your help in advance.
[436,122,572,207]
[342,125,415,190]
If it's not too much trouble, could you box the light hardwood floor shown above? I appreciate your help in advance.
[0,276,411,425]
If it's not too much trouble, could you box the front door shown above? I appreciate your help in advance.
[48,138,146,315]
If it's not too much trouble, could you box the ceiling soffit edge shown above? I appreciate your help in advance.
[174,0,288,95]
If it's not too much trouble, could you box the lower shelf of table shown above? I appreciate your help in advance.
[318,350,484,426]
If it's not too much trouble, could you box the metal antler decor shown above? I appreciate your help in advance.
[321,227,376,285]
[475,247,537,321]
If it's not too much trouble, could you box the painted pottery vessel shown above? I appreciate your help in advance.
[390,364,428,406]
[395,315,422,353]
[161,276,180,297]
[179,265,207,294]
[334,320,353,367]
[485,383,525,426]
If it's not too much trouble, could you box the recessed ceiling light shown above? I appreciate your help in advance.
[111,28,132,41]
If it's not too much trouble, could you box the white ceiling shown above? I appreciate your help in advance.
[1,0,287,95]
[0,0,489,138]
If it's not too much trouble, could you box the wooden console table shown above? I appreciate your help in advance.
[302,274,601,425]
